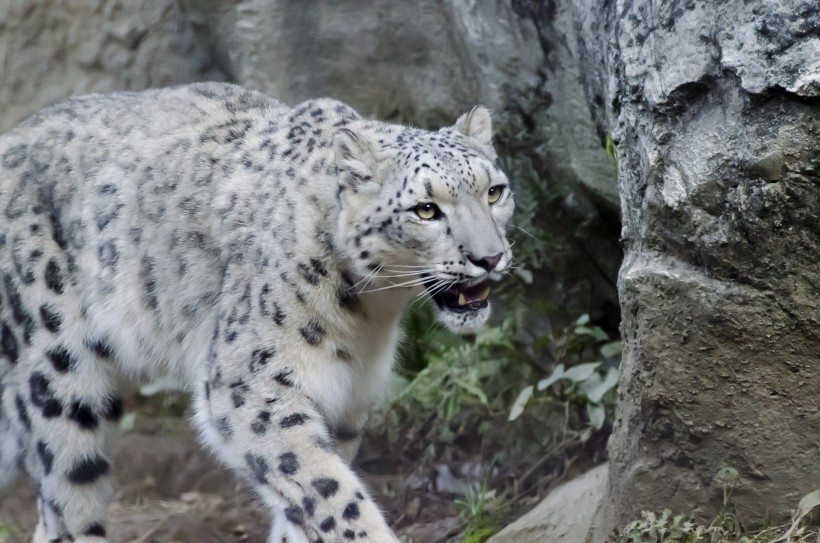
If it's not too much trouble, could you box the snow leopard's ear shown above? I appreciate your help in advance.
[333,128,381,191]
[453,106,494,151]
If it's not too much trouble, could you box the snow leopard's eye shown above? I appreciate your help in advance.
[415,202,441,220]
[488,185,505,205]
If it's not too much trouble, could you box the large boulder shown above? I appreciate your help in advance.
[1,0,619,211]
[177,0,542,127]
[0,0,225,133]
[488,464,607,543]
[574,0,820,531]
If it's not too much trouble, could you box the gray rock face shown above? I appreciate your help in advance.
[574,0,820,530]
[0,0,619,212]
[530,0,620,206]
[0,0,226,133]
[488,464,607,543]
[178,0,543,127]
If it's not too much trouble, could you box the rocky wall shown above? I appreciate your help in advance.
[574,0,820,530]
[0,0,226,133]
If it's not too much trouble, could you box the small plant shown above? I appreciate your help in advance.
[778,489,820,543]
[508,314,621,429]
[620,510,705,543]
[616,469,820,543]
[396,310,521,422]
[455,477,501,543]
[606,134,617,161]
[0,522,18,543]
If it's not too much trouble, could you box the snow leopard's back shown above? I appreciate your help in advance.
[0,84,283,382]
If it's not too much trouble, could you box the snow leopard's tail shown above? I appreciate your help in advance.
[0,221,21,490]
[0,409,21,490]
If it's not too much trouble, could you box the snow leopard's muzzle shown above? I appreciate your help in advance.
[421,248,511,334]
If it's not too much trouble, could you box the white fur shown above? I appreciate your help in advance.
[0,83,514,543]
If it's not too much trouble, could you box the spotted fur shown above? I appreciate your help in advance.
[0,83,514,543]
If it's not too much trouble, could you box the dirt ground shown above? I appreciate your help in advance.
[0,383,599,543]
[0,399,468,543]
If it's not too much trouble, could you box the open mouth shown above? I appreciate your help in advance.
[429,280,491,313]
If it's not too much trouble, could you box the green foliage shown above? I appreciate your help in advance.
[617,469,820,543]
[397,305,524,422]
[455,478,501,543]
[508,314,621,429]
[400,304,620,424]
[621,510,710,543]
[393,290,621,461]
[391,68,622,542]
[606,134,617,162]
[496,153,555,273]
[0,522,18,542]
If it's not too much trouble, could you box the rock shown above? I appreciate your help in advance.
[0,0,226,133]
[178,0,543,128]
[528,0,620,206]
[488,464,607,543]
[573,0,820,533]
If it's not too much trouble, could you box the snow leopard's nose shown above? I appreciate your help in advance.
[467,252,502,272]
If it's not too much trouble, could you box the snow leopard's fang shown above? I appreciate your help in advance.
[429,280,492,313]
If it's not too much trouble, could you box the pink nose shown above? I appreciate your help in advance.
[467,253,502,271]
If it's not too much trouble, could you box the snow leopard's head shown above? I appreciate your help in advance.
[333,107,514,334]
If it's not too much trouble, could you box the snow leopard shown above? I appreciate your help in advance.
[0,82,514,543]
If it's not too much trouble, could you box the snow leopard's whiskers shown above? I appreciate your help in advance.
[377,270,432,278]
[349,262,385,293]
[412,278,454,305]
[408,280,446,309]
[424,278,454,297]
[356,276,431,294]
[408,278,456,310]
[510,223,539,241]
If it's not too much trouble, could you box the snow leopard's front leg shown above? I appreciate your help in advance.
[193,281,398,542]
[265,409,370,543]
[194,367,397,543]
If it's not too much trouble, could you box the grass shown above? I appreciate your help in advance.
[0,522,18,542]
[617,509,819,543]
[616,472,820,543]
[455,476,503,543]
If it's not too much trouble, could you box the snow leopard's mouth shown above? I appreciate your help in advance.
[428,280,491,313]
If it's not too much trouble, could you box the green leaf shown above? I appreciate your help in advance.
[475,325,508,347]
[714,466,740,485]
[600,340,622,359]
[562,362,601,383]
[585,367,618,403]
[508,385,534,421]
[444,394,460,420]
[536,364,565,391]
[119,412,137,433]
[574,325,609,342]
[464,527,495,543]
[139,376,186,396]
[0,522,18,540]
[575,313,591,325]
[579,371,602,396]
[455,378,488,405]
[587,403,606,429]
[797,489,820,517]
[605,135,615,160]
